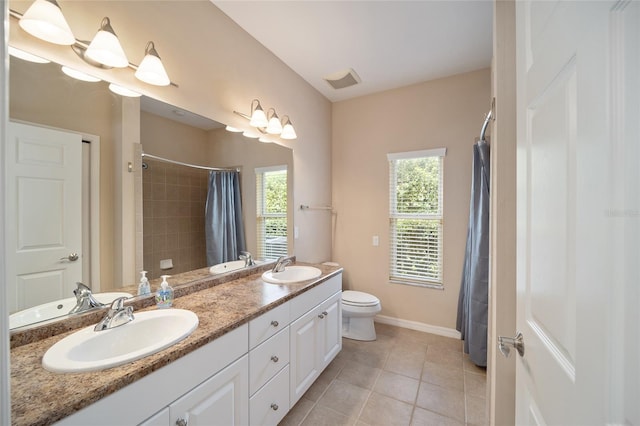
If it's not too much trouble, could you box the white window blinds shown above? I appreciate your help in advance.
[388,148,446,287]
[256,166,288,260]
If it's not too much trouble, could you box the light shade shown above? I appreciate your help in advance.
[266,108,283,134]
[61,66,101,82]
[225,125,243,132]
[85,17,129,68]
[135,41,170,86]
[280,116,297,140]
[258,136,272,143]
[8,46,50,63]
[249,99,268,128]
[242,130,260,139]
[108,83,141,97]
[19,0,75,45]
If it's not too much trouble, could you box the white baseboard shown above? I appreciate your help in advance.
[374,315,461,339]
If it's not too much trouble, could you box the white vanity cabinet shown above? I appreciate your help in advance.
[248,302,291,425]
[289,276,342,405]
[54,272,343,426]
[140,356,248,426]
[167,356,248,426]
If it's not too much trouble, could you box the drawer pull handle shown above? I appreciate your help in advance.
[271,355,279,363]
[271,320,279,327]
[318,314,325,319]
[271,403,279,411]
[176,418,188,426]
[322,311,328,316]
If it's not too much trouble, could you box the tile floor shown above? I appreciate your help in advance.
[279,322,487,426]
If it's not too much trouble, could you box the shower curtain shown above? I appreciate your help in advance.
[205,170,247,266]
[456,140,490,367]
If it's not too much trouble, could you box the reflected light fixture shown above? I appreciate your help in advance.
[135,41,170,86]
[280,116,297,140]
[108,83,141,97]
[266,108,283,135]
[225,125,242,132]
[61,66,101,82]
[8,46,50,63]
[19,0,75,45]
[85,17,129,68]
[249,99,268,128]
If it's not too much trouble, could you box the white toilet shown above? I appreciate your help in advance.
[341,290,382,341]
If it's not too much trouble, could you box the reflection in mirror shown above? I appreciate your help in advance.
[8,52,293,330]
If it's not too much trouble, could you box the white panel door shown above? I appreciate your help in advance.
[6,122,82,313]
[515,1,639,424]
[289,308,320,405]
[319,292,342,369]
[169,356,249,426]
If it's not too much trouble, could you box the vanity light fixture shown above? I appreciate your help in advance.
[280,116,297,140]
[266,108,283,135]
[233,99,298,140]
[225,125,243,132]
[108,83,141,98]
[258,136,272,143]
[134,41,170,86]
[85,17,129,68]
[18,0,75,45]
[10,4,177,95]
[61,66,101,82]
[249,99,268,128]
[8,46,50,63]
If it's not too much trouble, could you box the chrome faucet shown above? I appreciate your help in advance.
[239,251,255,267]
[94,297,134,331]
[68,282,106,315]
[272,256,292,273]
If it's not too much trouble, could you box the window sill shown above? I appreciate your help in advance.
[389,280,444,290]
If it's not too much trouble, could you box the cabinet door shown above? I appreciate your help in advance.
[319,292,342,369]
[289,308,320,405]
[170,356,248,426]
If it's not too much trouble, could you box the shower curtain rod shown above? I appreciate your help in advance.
[141,153,239,172]
[479,109,492,142]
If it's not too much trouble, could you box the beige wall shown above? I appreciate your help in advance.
[8,0,333,268]
[332,69,491,330]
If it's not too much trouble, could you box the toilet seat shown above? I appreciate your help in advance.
[342,290,380,307]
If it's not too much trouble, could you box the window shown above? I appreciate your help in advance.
[388,148,446,287]
[256,166,288,260]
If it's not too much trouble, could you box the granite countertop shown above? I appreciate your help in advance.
[10,262,343,426]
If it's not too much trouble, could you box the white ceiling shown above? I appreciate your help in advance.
[213,1,493,102]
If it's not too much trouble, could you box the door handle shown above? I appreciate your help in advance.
[60,253,79,262]
[498,331,525,358]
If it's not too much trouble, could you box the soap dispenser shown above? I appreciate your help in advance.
[155,275,174,308]
[137,270,151,296]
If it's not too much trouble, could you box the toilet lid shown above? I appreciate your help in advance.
[342,290,380,306]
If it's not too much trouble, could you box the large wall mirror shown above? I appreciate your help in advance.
[7,53,294,330]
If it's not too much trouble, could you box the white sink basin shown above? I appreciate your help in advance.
[9,292,132,330]
[262,266,322,284]
[209,259,263,274]
[209,260,246,274]
[42,308,199,373]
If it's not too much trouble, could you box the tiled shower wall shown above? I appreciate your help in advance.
[142,158,209,280]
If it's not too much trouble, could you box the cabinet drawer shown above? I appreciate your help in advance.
[249,301,290,349]
[250,365,290,426]
[249,327,290,395]
[290,274,342,321]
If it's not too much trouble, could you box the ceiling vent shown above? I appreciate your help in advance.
[324,68,361,90]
